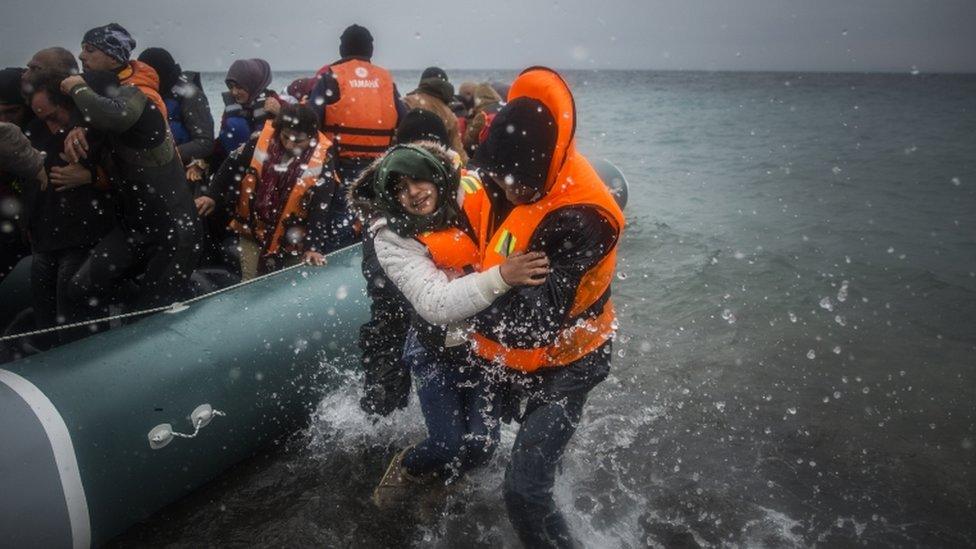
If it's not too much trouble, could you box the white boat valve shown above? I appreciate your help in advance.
[147,403,225,449]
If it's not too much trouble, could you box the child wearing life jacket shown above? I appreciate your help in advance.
[348,141,549,510]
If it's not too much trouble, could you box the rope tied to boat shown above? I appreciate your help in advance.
[0,246,351,343]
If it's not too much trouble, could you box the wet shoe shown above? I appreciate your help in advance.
[372,446,423,510]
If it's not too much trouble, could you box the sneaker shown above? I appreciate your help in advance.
[372,446,423,510]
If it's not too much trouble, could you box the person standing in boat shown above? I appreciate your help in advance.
[0,68,35,280]
[201,103,335,280]
[470,66,625,548]
[308,23,407,249]
[461,82,502,159]
[58,70,200,311]
[348,139,549,510]
[22,71,114,346]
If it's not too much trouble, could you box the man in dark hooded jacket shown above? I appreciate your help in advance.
[472,67,624,549]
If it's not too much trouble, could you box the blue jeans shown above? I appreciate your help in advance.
[503,342,612,549]
[401,332,501,482]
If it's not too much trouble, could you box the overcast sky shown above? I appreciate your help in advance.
[2,0,974,73]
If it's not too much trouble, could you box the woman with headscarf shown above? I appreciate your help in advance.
[213,58,276,168]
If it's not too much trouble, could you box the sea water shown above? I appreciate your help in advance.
[113,70,976,547]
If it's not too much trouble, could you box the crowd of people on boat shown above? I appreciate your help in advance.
[0,22,625,548]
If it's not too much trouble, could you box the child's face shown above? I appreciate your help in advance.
[394,176,438,216]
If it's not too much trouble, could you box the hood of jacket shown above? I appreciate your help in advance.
[348,140,460,237]
[505,66,577,195]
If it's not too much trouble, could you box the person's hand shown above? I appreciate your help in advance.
[498,251,549,286]
[63,127,89,163]
[60,75,85,95]
[186,164,204,182]
[194,196,215,216]
[35,167,49,191]
[303,250,326,266]
[49,163,92,192]
[265,96,281,116]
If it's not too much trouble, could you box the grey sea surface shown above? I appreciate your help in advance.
[112,70,976,547]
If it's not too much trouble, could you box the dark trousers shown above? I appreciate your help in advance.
[328,160,372,251]
[401,332,502,482]
[30,247,92,347]
[503,343,612,549]
[1,235,29,281]
[67,226,199,315]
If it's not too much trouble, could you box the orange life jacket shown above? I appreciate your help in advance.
[229,121,334,256]
[319,59,397,159]
[470,67,625,373]
[119,60,167,119]
[415,172,487,274]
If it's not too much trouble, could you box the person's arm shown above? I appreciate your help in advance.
[473,206,619,347]
[176,87,215,162]
[374,226,511,325]
[308,72,340,122]
[392,84,408,128]
[0,122,45,181]
[201,138,256,211]
[68,84,145,134]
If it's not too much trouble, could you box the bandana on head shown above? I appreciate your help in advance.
[371,144,459,238]
[83,23,136,64]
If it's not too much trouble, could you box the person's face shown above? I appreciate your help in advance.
[394,176,438,216]
[24,53,49,84]
[31,91,69,127]
[227,82,250,105]
[278,128,312,154]
[0,103,27,126]
[490,173,540,205]
[79,43,120,72]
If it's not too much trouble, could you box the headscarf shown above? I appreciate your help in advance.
[82,23,136,64]
[371,144,459,237]
[138,47,182,99]
[225,58,272,106]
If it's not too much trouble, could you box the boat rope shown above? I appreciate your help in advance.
[0,245,354,343]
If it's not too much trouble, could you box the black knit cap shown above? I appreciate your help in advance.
[395,108,449,147]
[340,24,374,59]
[476,96,557,191]
[421,66,448,82]
[0,67,27,106]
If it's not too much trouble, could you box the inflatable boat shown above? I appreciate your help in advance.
[0,159,629,548]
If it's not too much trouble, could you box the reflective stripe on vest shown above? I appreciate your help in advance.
[230,121,334,255]
[322,60,397,159]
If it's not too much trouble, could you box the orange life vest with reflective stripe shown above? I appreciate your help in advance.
[470,67,625,373]
[320,59,397,159]
[415,171,486,273]
[230,121,334,256]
